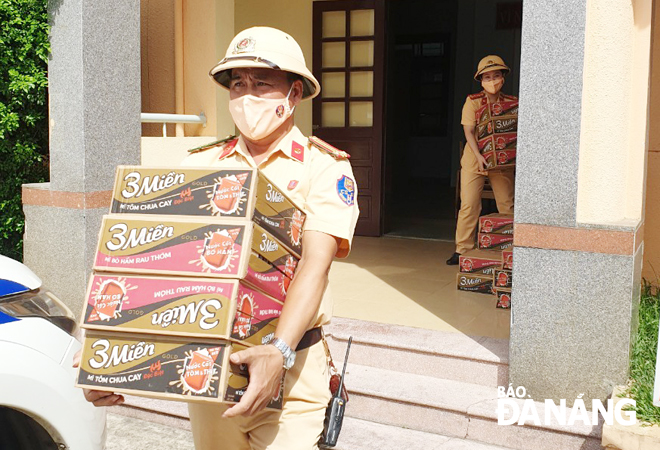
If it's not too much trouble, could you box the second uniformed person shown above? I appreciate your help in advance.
[447,55,516,265]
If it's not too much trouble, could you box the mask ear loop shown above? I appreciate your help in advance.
[283,84,296,116]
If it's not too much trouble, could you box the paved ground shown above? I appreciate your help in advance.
[106,413,195,450]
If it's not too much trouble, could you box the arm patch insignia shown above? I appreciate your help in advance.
[337,175,356,206]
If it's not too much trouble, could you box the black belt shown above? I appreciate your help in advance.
[296,327,323,351]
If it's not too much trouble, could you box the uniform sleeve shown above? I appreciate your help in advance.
[461,97,477,127]
[303,155,360,258]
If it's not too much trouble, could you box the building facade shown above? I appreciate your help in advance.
[23,0,658,404]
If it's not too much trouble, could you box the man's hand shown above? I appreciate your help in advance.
[83,389,125,407]
[223,345,285,418]
[73,349,125,407]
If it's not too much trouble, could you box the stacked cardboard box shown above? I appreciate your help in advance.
[456,213,513,309]
[475,100,518,169]
[76,167,305,407]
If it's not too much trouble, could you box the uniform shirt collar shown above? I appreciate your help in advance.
[481,90,504,103]
[233,126,307,166]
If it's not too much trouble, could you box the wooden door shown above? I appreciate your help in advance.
[313,0,385,236]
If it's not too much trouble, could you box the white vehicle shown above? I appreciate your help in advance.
[0,255,106,450]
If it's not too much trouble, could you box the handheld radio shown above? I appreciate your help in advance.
[319,336,352,448]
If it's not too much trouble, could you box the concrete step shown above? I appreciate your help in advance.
[325,317,509,387]
[336,417,515,450]
[115,395,191,430]
[344,364,604,450]
[109,409,516,449]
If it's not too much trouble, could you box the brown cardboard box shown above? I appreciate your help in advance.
[93,216,297,296]
[459,249,502,275]
[490,100,518,117]
[477,132,517,154]
[76,331,231,403]
[476,115,518,140]
[495,149,516,167]
[478,233,513,251]
[244,252,291,302]
[110,167,304,257]
[482,149,516,169]
[251,224,299,280]
[502,249,513,270]
[479,213,514,234]
[94,215,252,278]
[494,269,512,289]
[456,272,493,295]
[496,289,512,309]
[476,103,490,124]
[76,332,282,408]
[80,274,282,344]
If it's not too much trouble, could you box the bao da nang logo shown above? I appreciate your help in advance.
[496,385,636,427]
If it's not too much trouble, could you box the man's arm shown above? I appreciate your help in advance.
[223,230,339,417]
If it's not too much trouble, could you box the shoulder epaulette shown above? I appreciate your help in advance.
[500,93,518,101]
[187,135,238,154]
[468,92,486,100]
[308,136,350,160]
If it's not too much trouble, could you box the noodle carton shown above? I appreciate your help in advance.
[110,166,304,257]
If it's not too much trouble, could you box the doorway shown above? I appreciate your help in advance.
[382,0,522,241]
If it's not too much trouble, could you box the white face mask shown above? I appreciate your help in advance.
[229,85,295,141]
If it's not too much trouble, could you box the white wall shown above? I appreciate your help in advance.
[576,0,652,226]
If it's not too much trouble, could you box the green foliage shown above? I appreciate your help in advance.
[0,0,50,261]
[624,283,660,424]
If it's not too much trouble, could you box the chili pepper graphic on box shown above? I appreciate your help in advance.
[110,166,304,258]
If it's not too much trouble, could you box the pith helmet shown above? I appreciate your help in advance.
[474,55,510,81]
[210,26,321,100]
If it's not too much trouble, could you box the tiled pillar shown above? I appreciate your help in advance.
[510,0,650,403]
[22,0,141,314]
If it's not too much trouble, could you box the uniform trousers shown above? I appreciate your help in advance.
[188,341,331,450]
[455,147,514,254]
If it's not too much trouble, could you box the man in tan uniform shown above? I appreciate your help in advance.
[447,55,516,265]
[82,27,359,450]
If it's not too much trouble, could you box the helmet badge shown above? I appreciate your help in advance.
[233,36,256,54]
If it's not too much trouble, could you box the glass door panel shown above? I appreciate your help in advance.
[322,11,346,37]
[350,9,375,36]
[322,102,345,127]
[350,71,374,97]
[322,42,346,67]
[322,72,346,98]
[350,40,374,67]
[349,101,373,127]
